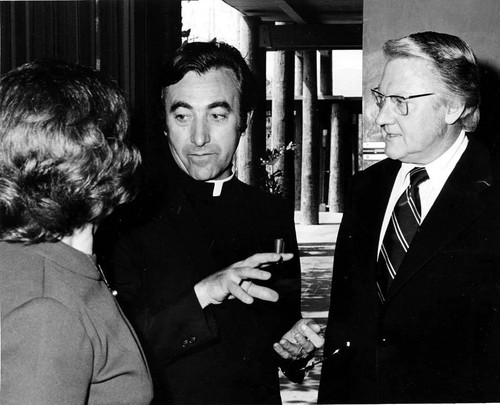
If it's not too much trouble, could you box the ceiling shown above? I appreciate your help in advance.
[221,0,363,49]
[221,0,363,25]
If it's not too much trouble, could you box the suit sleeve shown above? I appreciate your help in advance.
[318,178,358,403]
[483,179,500,400]
[1,298,93,405]
[104,234,219,367]
[268,202,307,381]
[275,205,302,321]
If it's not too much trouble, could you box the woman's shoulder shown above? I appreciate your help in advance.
[0,242,96,315]
[0,242,46,310]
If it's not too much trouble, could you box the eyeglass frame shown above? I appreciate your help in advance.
[371,87,435,116]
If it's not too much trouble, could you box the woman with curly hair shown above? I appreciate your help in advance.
[0,59,153,404]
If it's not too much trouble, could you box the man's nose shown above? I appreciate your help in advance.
[191,120,210,147]
[375,100,396,127]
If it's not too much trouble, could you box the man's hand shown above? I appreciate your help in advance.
[273,318,325,361]
[194,252,293,308]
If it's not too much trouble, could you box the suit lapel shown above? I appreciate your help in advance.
[386,140,492,303]
[364,161,401,262]
[351,159,401,300]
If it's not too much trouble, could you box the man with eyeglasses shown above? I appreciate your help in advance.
[318,31,500,403]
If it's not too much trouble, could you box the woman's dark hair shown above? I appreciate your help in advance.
[0,59,141,243]
[161,40,256,132]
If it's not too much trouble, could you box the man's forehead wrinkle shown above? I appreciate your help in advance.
[380,59,440,96]
[168,99,233,113]
[169,100,192,112]
[207,101,232,110]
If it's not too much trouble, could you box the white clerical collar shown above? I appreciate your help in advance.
[207,173,234,197]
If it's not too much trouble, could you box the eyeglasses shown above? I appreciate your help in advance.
[371,88,435,116]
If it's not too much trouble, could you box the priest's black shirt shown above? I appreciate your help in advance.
[103,170,302,404]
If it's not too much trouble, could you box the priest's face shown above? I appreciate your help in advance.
[163,68,245,181]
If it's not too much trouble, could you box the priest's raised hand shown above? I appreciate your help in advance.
[194,252,293,307]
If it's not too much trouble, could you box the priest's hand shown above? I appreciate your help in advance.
[194,252,293,308]
[273,318,325,361]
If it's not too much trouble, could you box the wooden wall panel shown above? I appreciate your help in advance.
[0,1,97,72]
[98,0,182,187]
[0,0,182,220]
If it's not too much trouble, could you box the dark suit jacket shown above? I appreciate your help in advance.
[102,173,302,404]
[318,138,500,403]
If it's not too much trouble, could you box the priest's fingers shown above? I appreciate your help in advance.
[240,253,293,268]
[227,280,254,304]
[245,282,279,302]
[236,279,279,303]
[235,267,273,282]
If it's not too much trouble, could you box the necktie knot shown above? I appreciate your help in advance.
[409,167,429,189]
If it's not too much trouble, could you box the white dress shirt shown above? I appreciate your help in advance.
[377,130,468,254]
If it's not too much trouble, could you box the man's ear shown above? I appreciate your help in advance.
[445,102,466,125]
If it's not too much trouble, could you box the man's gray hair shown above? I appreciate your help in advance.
[383,31,480,132]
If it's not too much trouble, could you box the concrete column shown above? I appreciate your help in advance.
[236,15,266,187]
[271,48,295,206]
[300,50,319,225]
[294,51,303,97]
[320,50,335,211]
[328,103,342,212]
[319,50,332,96]
[294,107,302,211]
[294,51,303,210]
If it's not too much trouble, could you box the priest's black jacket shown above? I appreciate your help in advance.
[102,169,302,404]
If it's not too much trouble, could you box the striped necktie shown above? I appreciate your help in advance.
[377,167,429,303]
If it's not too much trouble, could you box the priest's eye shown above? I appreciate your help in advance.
[174,114,192,125]
[209,113,228,122]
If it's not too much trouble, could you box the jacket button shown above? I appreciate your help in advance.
[379,337,388,347]
[188,336,197,344]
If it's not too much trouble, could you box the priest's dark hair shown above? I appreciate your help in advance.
[0,59,141,243]
[161,40,256,132]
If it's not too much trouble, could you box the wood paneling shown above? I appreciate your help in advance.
[0,0,182,195]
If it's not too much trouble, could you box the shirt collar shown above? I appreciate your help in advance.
[400,130,468,185]
[207,173,235,197]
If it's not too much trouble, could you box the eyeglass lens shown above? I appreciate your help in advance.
[372,90,408,115]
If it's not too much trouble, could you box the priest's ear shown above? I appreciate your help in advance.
[239,111,253,135]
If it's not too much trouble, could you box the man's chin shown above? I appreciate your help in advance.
[180,162,232,181]
[186,168,223,181]
[185,166,233,181]
[384,148,404,161]
[187,172,213,181]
